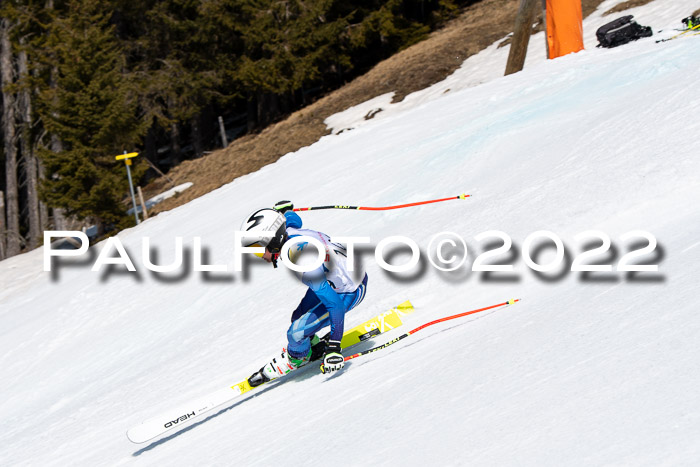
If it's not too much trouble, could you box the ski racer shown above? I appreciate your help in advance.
[241,201,368,386]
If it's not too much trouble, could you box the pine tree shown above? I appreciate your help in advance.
[129,0,228,160]
[0,0,466,249]
[35,0,147,232]
[235,0,352,128]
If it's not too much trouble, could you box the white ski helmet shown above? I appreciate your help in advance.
[240,208,288,256]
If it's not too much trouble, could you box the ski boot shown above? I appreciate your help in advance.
[247,343,314,388]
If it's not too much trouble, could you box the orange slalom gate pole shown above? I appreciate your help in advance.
[294,193,471,212]
[343,298,521,362]
[545,0,584,59]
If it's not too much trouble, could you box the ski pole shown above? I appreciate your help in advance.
[291,193,471,212]
[343,298,520,362]
[656,23,700,42]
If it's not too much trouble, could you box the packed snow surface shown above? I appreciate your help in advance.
[1,0,699,465]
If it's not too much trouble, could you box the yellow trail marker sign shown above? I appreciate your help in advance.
[116,151,140,224]
[115,152,138,161]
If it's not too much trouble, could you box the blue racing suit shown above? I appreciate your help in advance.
[283,211,368,359]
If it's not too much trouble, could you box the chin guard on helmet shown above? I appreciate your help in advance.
[267,227,288,268]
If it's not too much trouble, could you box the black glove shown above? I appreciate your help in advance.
[320,340,344,374]
[273,200,294,214]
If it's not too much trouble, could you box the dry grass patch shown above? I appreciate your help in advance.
[146,0,608,215]
[603,0,656,16]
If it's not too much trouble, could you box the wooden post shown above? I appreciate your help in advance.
[505,0,540,75]
[218,115,228,148]
[137,186,149,220]
[143,157,173,184]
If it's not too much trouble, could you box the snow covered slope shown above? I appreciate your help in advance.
[1,1,700,465]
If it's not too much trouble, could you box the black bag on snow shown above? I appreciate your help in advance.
[596,15,653,48]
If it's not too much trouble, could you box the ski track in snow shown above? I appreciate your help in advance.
[1,0,700,465]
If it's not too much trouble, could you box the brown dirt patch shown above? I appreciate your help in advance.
[603,0,656,16]
[145,0,608,215]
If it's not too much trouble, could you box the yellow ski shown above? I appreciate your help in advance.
[340,300,414,348]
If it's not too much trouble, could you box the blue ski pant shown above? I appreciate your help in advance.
[287,274,368,359]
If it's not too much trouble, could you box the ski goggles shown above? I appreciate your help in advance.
[248,241,283,259]
[248,242,266,258]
